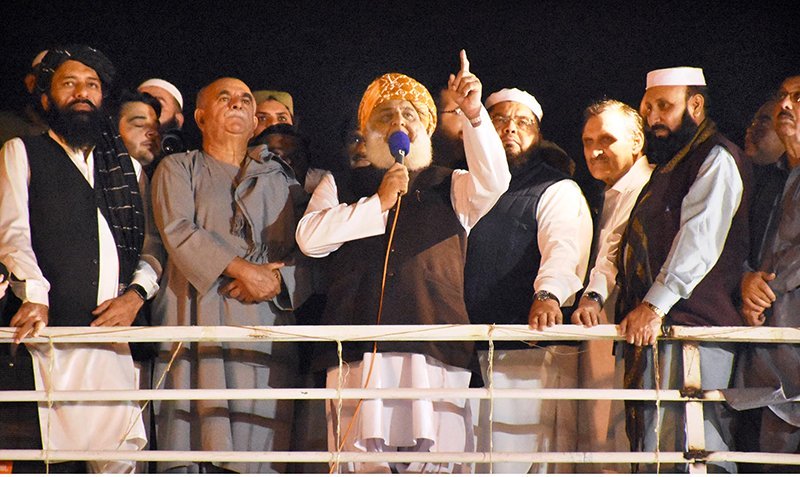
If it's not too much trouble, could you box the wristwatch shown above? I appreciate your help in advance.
[643,301,666,319]
[126,283,147,301]
[585,291,605,309]
[533,290,560,305]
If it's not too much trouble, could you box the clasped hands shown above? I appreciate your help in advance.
[740,270,776,326]
[221,257,284,304]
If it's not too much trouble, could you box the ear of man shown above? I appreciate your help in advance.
[688,93,705,124]
[632,130,645,156]
[194,108,205,130]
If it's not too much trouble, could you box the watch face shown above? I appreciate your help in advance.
[535,291,552,301]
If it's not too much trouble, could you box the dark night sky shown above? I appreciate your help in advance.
[1,1,797,187]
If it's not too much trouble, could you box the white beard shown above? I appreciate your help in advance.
[364,129,433,171]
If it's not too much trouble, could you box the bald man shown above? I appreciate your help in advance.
[151,77,308,473]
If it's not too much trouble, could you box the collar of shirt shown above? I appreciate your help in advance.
[608,155,654,195]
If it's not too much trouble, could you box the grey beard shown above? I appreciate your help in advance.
[364,130,433,171]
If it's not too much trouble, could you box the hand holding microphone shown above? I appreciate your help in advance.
[377,131,411,211]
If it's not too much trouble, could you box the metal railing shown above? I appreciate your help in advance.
[1,324,799,472]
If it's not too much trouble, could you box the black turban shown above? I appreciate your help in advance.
[35,44,116,97]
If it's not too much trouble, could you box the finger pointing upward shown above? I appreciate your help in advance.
[460,49,470,74]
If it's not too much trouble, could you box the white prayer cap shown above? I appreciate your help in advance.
[646,67,706,90]
[31,50,48,68]
[138,78,184,110]
[485,88,543,122]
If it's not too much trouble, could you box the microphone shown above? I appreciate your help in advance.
[388,131,410,165]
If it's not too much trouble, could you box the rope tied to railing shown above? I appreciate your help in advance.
[487,323,495,474]
[4,324,800,471]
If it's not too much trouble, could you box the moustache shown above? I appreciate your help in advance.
[778,111,795,121]
[67,99,98,111]
[649,124,671,134]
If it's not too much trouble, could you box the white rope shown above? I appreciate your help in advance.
[2,324,799,344]
[1,449,797,465]
[45,337,55,473]
[487,324,495,474]
[3,324,799,470]
[116,341,183,455]
[653,340,662,473]
[333,339,343,473]
[0,387,763,403]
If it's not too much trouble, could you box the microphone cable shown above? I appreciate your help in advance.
[331,191,404,471]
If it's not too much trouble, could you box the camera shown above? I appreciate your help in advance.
[161,128,187,155]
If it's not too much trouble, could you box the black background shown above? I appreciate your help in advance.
[2,0,797,185]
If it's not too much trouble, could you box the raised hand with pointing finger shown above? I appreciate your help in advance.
[448,49,483,122]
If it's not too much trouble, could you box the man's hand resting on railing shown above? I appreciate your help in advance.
[10,302,49,344]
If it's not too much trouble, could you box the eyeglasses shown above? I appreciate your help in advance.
[775,90,800,104]
[490,114,538,131]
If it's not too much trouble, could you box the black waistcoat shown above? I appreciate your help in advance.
[618,133,752,326]
[314,165,471,370]
[23,134,100,326]
[464,158,568,329]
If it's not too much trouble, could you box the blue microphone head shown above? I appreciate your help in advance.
[388,131,411,164]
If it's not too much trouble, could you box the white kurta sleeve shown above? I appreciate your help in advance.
[533,180,593,305]
[0,138,50,305]
[295,172,388,258]
[644,145,744,312]
[450,106,511,232]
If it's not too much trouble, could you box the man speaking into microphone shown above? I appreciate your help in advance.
[296,50,510,473]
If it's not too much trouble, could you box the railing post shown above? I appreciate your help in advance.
[682,341,706,474]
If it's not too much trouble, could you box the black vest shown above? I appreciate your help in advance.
[314,165,471,370]
[618,133,752,326]
[465,157,568,330]
[23,134,100,326]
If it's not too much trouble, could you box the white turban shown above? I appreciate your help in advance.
[646,67,706,89]
[138,78,184,110]
[485,88,543,122]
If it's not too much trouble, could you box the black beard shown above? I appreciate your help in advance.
[507,146,535,174]
[645,111,699,165]
[45,98,104,150]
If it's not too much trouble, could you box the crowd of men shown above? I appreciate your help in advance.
[0,43,797,474]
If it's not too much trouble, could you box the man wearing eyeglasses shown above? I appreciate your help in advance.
[464,87,592,473]
[727,75,800,471]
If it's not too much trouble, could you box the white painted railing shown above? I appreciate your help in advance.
[1,324,799,472]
